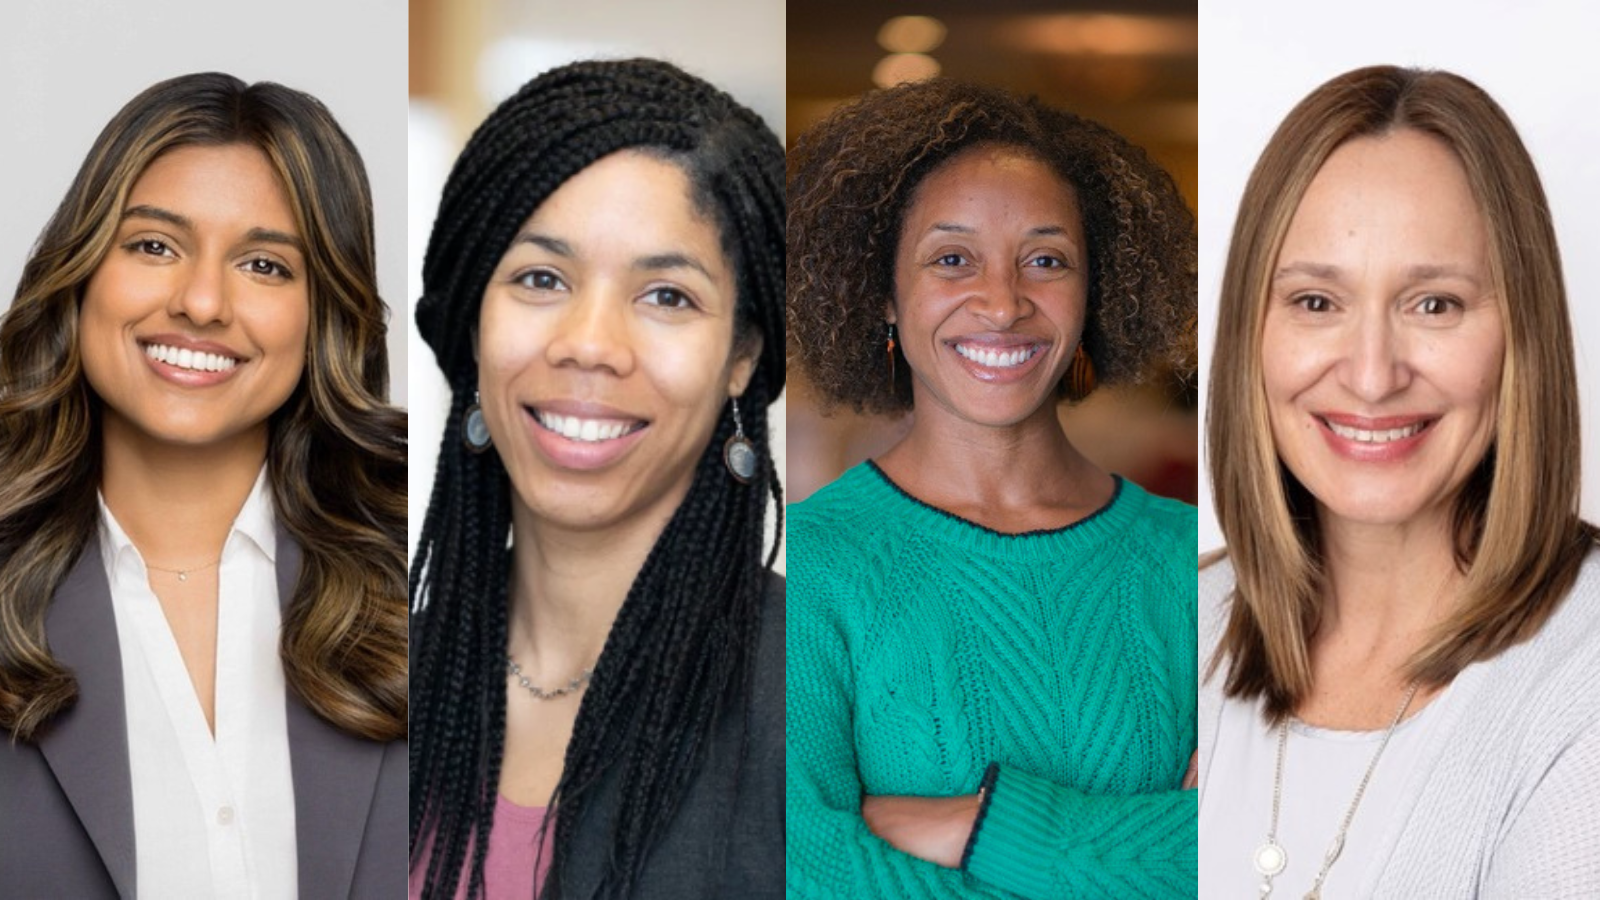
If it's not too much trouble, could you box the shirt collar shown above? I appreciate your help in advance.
[97,465,277,577]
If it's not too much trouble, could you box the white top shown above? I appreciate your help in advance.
[1198,551,1600,899]
[100,469,298,900]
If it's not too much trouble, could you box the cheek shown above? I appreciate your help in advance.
[641,329,731,410]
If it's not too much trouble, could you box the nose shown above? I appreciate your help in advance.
[545,289,635,377]
[1336,308,1413,401]
[166,259,232,327]
[966,265,1033,329]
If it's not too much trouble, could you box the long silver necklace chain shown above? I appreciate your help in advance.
[1253,682,1421,899]
[506,656,594,700]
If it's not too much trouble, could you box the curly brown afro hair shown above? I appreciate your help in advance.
[787,78,1196,415]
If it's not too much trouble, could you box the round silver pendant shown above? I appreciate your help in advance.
[723,436,756,483]
[1253,842,1287,876]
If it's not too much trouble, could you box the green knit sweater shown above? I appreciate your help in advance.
[785,462,1197,899]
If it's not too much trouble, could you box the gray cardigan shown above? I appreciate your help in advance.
[0,528,407,899]
[548,571,786,899]
[1197,552,1600,898]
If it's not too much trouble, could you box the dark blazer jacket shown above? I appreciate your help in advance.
[555,571,785,899]
[0,527,406,899]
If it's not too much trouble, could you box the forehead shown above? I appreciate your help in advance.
[1279,129,1488,272]
[905,145,1081,228]
[520,150,727,263]
[126,143,298,231]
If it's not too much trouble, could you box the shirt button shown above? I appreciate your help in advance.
[217,805,235,825]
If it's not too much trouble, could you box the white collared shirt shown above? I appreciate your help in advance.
[99,468,298,899]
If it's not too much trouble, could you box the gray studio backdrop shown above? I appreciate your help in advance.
[1,0,408,405]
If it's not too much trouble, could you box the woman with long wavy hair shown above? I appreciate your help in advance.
[0,72,407,898]
[408,59,785,900]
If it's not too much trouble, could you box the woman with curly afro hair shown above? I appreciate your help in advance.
[785,79,1198,899]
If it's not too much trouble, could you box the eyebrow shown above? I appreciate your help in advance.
[514,232,715,280]
[926,222,1073,239]
[513,232,574,257]
[1274,261,1483,287]
[123,205,304,253]
[633,252,713,280]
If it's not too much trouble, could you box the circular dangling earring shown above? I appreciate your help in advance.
[723,397,757,484]
[885,322,898,383]
[463,389,493,454]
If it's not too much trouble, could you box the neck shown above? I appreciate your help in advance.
[881,397,1104,510]
[99,413,267,568]
[1317,509,1463,652]
[506,492,678,679]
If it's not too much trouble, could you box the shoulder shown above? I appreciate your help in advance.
[785,465,899,618]
[1106,479,1197,568]
[787,463,882,540]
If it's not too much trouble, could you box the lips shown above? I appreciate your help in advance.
[136,334,247,387]
[522,401,651,471]
[953,342,1041,369]
[141,342,240,373]
[530,409,648,444]
[945,336,1050,383]
[1315,413,1437,461]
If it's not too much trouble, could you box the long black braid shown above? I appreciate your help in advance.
[409,59,786,899]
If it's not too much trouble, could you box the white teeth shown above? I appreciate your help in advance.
[955,344,1034,368]
[143,343,239,373]
[535,411,639,443]
[1327,420,1426,443]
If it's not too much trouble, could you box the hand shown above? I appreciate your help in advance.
[1182,750,1198,790]
[861,793,981,869]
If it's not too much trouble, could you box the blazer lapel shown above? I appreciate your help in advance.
[278,525,386,899]
[37,536,138,899]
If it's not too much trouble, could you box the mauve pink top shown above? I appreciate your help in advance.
[409,795,555,900]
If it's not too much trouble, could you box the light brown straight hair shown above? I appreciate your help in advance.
[0,73,407,742]
[1206,65,1597,721]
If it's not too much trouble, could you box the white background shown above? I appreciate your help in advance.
[407,0,788,569]
[1198,0,1600,552]
[0,0,409,403]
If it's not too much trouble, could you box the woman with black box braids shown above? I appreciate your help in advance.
[409,58,786,900]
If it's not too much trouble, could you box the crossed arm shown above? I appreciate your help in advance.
[785,602,1199,899]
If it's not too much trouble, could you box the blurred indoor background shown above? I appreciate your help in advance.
[407,0,788,567]
[787,0,1198,507]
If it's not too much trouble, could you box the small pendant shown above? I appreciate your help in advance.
[178,571,188,582]
[1303,890,1320,900]
[1253,842,1287,876]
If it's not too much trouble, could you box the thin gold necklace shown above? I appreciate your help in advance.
[145,558,221,583]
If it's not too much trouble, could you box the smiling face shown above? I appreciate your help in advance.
[79,143,310,451]
[891,144,1088,428]
[1262,128,1505,530]
[476,149,757,533]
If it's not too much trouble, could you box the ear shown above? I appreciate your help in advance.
[884,302,898,326]
[727,330,763,399]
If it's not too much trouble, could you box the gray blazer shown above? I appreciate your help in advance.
[0,527,406,899]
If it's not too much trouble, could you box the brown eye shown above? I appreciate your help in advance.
[131,239,174,257]
[1297,294,1333,313]
[246,257,292,279]
[642,287,694,309]
[516,269,565,291]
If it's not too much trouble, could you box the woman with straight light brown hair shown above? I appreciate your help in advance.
[1198,65,1600,898]
[0,72,407,898]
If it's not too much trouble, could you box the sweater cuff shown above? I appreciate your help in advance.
[961,763,1063,897]
[958,762,1001,870]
